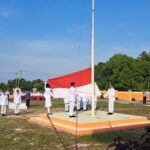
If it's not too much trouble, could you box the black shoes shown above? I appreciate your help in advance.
[47,112,52,116]
[69,115,76,117]
[107,112,113,115]
[1,114,5,116]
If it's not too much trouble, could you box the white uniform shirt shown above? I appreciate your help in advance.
[44,87,54,107]
[105,88,116,100]
[68,87,76,102]
[143,91,148,97]
[0,94,8,105]
[44,87,54,98]
[14,93,22,105]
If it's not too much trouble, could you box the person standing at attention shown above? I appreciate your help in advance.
[143,89,148,104]
[26,91,31,109]
[104,84,116,115]
[0,91,8,116]
[14,89,22,115]
[44,82,54,115]
[68,82,76,117]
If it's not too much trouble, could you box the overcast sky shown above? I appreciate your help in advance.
[0,0,150,82]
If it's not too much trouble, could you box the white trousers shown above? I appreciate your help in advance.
[47,107,51,113]
[69,101,75,116]
[65,103,69,112]
[89,101,97,110]
[77,101,81,110]
[83,101,88,110]
[1,105,7,114]
[94,101,97,110]
[15,104,20,114]
[108,100,114,113]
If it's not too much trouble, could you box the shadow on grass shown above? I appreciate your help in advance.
[6,110,34,116]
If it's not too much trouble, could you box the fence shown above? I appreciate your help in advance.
[102,90,150,101]
[9,95,45,101]
[9,91,150,101]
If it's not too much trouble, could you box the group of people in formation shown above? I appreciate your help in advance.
[64,82,98,117]
[64,82,116,117]
[44,81,116,118]
[0,81,116,117]
[0,87,22,116]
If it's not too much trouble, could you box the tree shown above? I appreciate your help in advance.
[95,51,150,91]
[31,79,44,92]
[0,78,45,93]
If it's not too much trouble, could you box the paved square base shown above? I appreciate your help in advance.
[9,103,27,109]
[29,111,150,136]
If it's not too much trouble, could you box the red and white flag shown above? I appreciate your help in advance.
[47,68,100,98]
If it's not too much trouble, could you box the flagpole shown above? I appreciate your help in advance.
[91,0,95,116]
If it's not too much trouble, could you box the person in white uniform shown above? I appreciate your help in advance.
[104,85,116,115]
[14,89,22,115]
[44,82,54,115]
[68,82,76,117]
[0,92,8,116]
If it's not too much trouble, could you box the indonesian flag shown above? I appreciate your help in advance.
[47,68,100,98]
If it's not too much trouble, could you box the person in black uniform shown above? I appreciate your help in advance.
[25,91,31,109]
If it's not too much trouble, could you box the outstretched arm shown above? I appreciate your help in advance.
[104,91,109,98]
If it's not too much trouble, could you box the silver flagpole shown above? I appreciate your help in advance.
[91,0,95,116]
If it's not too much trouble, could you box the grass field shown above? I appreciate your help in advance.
[0,99,150,150]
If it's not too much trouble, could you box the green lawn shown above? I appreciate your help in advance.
[0,99,149,150]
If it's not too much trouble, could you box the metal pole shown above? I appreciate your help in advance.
[15,72,18,87]
[18,70,22,87]
[91,0,95,116]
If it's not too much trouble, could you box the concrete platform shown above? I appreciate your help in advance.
[29,111,150,136]
[9,102,27,109]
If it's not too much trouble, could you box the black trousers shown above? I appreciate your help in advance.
[26,99,30,108]
[143,97,147,104]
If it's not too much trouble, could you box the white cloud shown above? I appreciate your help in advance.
[23,39,76,54]
[95,44,150,63]
[1,38,149,82]
[0,38,90,60]
[0,38,90,81]
[0,10,15,17]
[0,11,9,17]
[0,53,89,81]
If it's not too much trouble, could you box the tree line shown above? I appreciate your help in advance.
[0,51,149,92]
[0,79,44,94]
[95,51,150,91]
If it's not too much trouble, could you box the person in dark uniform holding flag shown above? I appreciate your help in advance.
[26,91,31,109]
